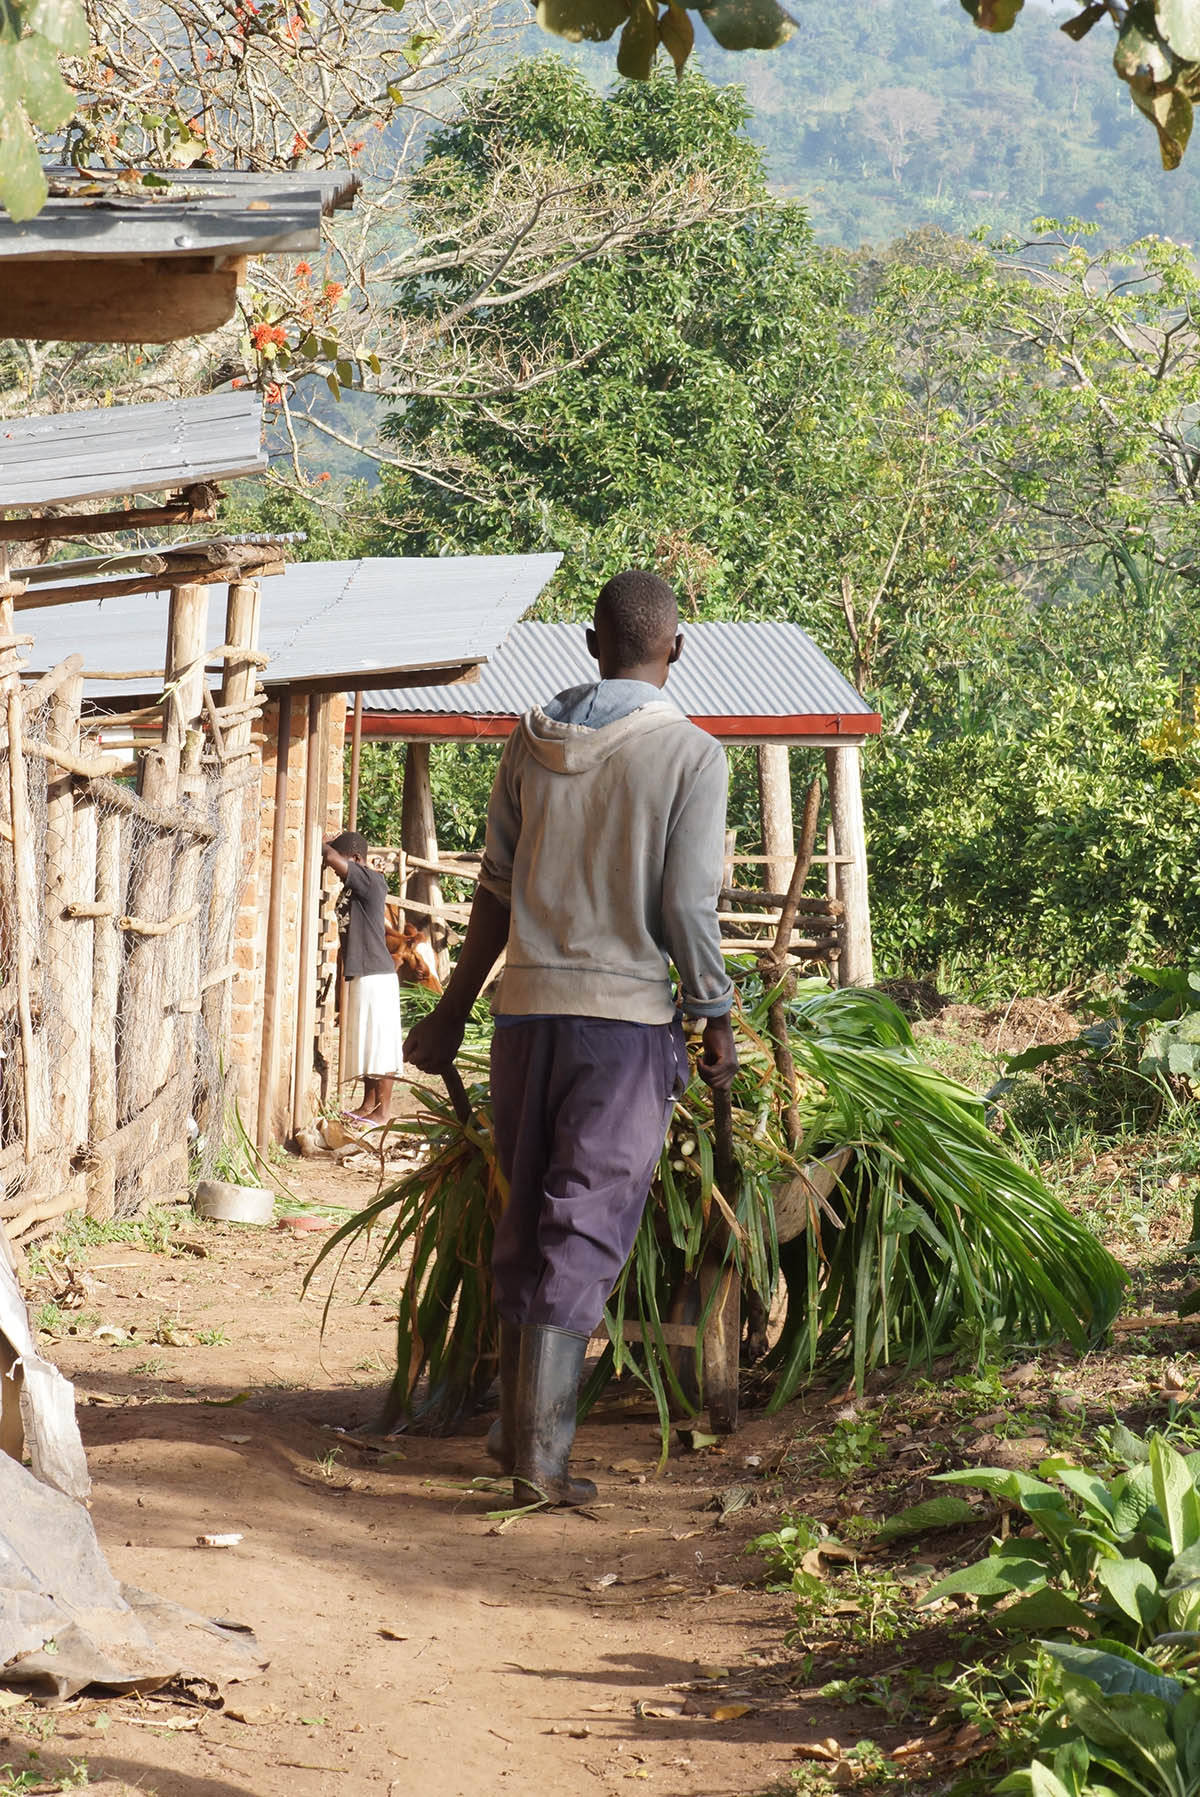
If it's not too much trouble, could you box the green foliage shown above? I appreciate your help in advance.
[533,0,1200,173]
[924,1433,1200,1650]
[689,0,1200,245]
[307,976,1122,1439]
[866,669,1200,990]
[365,60,1008,696]
[0,0,86,221]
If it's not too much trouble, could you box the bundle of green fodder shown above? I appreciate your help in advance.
[306,981,1124,1435]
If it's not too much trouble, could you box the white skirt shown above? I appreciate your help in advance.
[343,972,404,1079]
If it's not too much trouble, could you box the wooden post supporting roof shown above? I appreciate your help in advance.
[825,744,873,988]
[257,694,292,1149]
[756,743,794,897]
[402,741,448,980]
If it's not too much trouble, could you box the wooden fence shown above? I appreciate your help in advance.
[0,559,266,1250]
[366,840,853,979]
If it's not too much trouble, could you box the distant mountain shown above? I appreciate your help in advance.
[543,0,1200,247]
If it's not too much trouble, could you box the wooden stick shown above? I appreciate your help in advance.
[758,779,825,1153]
[0,493,217,543]
[64,899,114,919]
[348,691,363,832]
[87,810,120,1220]
[21,653,85,715]
[257,693,292,1148]
[117,901,200,937]
[720,887,844,915]
[7,690,38,1164]
[202,683,227,762]
[23,737,123,779]
[15,559,283,611]
[292,694,324,1137]
[84,776,216,841]
[4,1188,82,1241]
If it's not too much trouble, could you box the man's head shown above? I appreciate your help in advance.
[587,570,682,686]
[329,829,369,863]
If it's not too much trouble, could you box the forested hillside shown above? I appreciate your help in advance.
[649,0,1200,245]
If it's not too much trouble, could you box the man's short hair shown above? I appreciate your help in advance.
[330,830,369,859]
[595,570,679,663]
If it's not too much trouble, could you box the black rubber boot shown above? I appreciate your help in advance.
[485,1319,522,1473]
[512,1324,597,1508]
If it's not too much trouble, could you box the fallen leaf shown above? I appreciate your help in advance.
[676,1429,721,1452]
[635,1702,684,1721]
[221,1434,252,1445]
[610,1460,648,1475]
[378,1628,409,1641]
[590,1572,619,1590]
[202,1392,251,1407]
[793,1739,843,1762]
[696,1664,729,1680]
[711,1703,754,1722]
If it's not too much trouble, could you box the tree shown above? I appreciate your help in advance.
[340,62,1016,725]
[2,0,751,497]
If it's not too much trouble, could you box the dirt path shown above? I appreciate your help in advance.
[17,1160,841,1797]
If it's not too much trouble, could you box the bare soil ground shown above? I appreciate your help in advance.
[12,1041,1200,1797]
[12,1156,843,1797]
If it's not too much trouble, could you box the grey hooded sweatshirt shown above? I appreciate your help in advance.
[478,680,733,1024]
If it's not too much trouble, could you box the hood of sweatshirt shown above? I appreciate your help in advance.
[522,683,684,773]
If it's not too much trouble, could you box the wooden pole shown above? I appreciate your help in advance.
[402,741,446,978]
[757,743,794,897]
[6,691,39,1166]
[256,693,292,1149]
[87,811,120,1220]
[348,690,363,831]
[291,694,325,1138]
[825,745,873,987]
[825,819,840,984]
[45,672,91,1201]
[201,581,260,1119]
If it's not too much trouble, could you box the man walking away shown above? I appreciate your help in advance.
[324,830,404,1124]
[405,570,737,1509]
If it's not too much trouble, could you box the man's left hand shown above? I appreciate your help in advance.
[697,1014,738,1090]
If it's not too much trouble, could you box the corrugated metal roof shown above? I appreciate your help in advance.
[22,554,562,697]
[364,620,876,728]
[0,392,266,508]
[0,168,357,262]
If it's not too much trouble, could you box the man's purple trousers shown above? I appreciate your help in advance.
[490,1017,688,1336]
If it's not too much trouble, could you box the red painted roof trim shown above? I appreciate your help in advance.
[353,711,882,741]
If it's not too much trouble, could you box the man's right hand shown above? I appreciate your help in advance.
[404,1005,467,1074]
[698,1014,738,1090]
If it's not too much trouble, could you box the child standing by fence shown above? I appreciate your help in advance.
[323,831,403,1123]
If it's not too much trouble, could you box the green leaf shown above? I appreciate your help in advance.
[877,1495,977,1542]
[1156,0,1200,60]
[24,0,89,54]
[921,1552,1045,1606]
[1042,1641,1184,1704]
[936,1467,1062,1503]
[616,0,657,78]
[658,0,694,75]
[1150,1436,1200,1556]
[697,0,795,52]
[1002,1587,1095,1633]
[959,0,1024,28]
[536,0,629,41]
[0,110,47,223]
[1095,1558,1161,1630]
[17,32,74,127]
